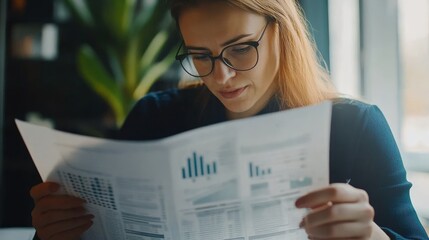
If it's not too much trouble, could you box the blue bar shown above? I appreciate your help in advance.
[182,168,186,179]
[207,165,211,174]
[268,168,271,174]
[200,156,204,176]
[249,163,253,178]
[213,162,217,174]
[188,158,192,178]
[193,152,198,177]
[256,166,259,176]
[262,170,265,175]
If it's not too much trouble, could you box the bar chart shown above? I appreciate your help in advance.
[181,151,217,179]
[249,162,272,178]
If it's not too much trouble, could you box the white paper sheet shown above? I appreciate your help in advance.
[16,101,332,240]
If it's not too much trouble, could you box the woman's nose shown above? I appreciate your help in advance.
[211,59,236,84]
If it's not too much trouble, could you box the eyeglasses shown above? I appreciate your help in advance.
[175,22,270,78]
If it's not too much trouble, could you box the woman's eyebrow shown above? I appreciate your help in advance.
[185,33,253,50]
[221,33,252,47]
[185,46,210,51]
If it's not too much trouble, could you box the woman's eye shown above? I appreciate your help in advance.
[192,54,211,61]
[232,45,252,54]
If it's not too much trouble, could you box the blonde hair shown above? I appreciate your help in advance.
[171,0,337,109]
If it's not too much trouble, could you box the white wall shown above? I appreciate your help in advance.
[360,0,402,141]
[329,0,361,98]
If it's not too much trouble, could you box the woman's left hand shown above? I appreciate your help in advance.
[295,183,388,239]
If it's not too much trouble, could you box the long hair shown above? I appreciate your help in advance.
[171,0,337,109]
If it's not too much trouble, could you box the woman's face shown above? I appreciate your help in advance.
[179,1,280,119]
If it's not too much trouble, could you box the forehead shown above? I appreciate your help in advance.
[178,1,265,46]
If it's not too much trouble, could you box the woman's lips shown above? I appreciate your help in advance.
[219,86,247,99]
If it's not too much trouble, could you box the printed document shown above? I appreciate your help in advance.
[16,101,332,240]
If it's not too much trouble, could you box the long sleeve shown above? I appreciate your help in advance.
[331,102,428,239]
[361,106,427,238]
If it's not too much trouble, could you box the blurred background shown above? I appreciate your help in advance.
[0,0,428,234]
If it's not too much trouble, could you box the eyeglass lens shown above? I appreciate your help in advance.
[181,43,258,77]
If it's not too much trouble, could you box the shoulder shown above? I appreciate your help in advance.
[329,97,399,181]
[332,98,373,117]
[329,98,388,180]
[331,98,386,131]
[331,98,397,151]
[330,97,392,141]
[119,86,205,140]
[134,86,202,111]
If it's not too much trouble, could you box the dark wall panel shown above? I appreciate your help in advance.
[299,0,331,70]
[0,0,7,226]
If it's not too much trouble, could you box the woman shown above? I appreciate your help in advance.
[30,0,428,239]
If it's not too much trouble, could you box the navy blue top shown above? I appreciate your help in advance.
[120,86,428,239]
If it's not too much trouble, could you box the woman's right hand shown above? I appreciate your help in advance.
[30,182,94,240]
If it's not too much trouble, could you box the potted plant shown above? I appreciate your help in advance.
[63,0,178,127]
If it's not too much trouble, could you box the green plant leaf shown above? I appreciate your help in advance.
[83,0,136,44]
[77,45,126,125]
[140,30,169,73]
[103,0,136,41]
[135,1,171,57]
[65,0,177,127]
[133,48,177,100]
[132,0,157,31]
[62,0,94,28]
[106,46,124,85]
[132,0,159,36]
[123,37,140,94]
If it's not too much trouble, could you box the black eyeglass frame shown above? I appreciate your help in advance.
[175,21,271,78]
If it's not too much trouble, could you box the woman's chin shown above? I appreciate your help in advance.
[224,102,258,119]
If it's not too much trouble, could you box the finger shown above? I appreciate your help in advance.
[30,182,60,202]
[304,221,372,239]
[301,203,374,229]
[37,215,94,240]
[296,184,368,208]
[33,207,89,229]
[32,196,86,215]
